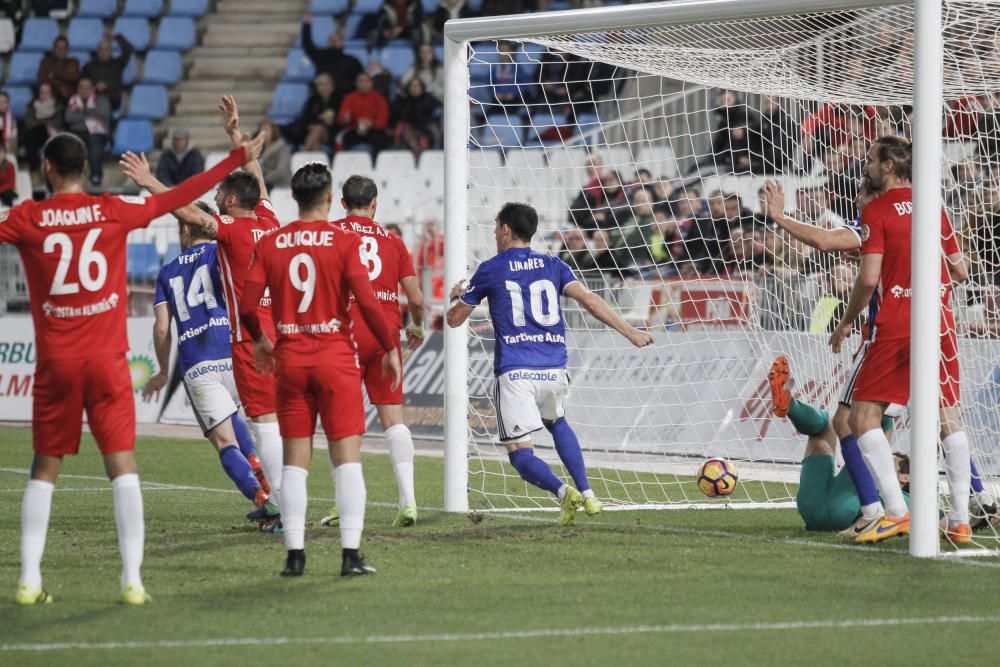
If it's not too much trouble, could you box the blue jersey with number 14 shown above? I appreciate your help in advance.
[153,242,232,373]
[461,247,579,375]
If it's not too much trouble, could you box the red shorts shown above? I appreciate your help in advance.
[33,354,135,457]
[357,340,403,405]
[275,364,365,440]
[231,340,276,417]
[851,332,960,407]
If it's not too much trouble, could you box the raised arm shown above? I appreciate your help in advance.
[220,95,269,199]
[563,281,653,348]
[763,180,859,253]
[399,275,425,350]
[120,151,217,234]
[948,251,969,283]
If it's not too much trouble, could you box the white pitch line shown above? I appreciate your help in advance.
[3,614,999,653]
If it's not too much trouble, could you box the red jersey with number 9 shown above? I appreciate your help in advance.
[245,219,367,368]
[336,215,415,334]
[0,192,164,361]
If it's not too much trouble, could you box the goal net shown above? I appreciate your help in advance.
[449,1,1000,546]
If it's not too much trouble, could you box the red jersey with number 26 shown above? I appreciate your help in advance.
[215,198,280,343]
[246,220,367,368]
[860,187,960,341]
[337,215,415,333]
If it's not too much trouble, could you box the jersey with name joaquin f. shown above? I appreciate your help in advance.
[337,215,415,333]
[245,220,367,368]
[860,187,959,341]
[153,242,231,373]
[0,193,166,361]
[215,198,279,343]
[461,247,579,375]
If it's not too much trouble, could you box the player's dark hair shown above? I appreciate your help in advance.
[342,174,378,209]
[291,161,332,210]
[873,135,912,181]
[178,202,215,242]
[219,171,260,211]
[497,202,538,242]
[42,133,88,177]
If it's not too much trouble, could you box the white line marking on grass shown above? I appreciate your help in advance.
[4,614,999,653]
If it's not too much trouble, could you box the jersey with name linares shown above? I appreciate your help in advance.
[461,247,579,375]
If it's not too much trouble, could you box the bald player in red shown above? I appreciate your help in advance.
[318,175,424,530]
[4,132,265,605]
[119,97,285,528]
[239,162,401,578]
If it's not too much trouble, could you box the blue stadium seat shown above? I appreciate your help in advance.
[141,49,182,84]
[268,83,309,124]
[128,84,169,120]
[467,0,484,9]
[19,18,59,52]
[352,0,382,13]
[156,17,196,51]
[127,243,160,280]
[481,118,521,148]
[113,18,152,51]
[309,0,349,14]
[343,14,362,40]
[122,0,163,18]
[7,52,44,85]
[307,16,337,46]
[163,242,181,264]
[122,54,138,85]
[112,118,155,154]
[5,86,32,118]
[380,45,415,79]
[168,0,208,17]
[68,18,104,53]
[345,44,372,67]
[283,49,316,83]
[421,0,437,12]
[76,0,118,18]
[69,51,91,67]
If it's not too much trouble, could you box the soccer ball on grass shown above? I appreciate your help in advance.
[696,457,739,498]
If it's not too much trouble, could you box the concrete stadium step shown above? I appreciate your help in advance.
[176,79,276,93]
[215,0,308,16]
[175,98,270,116]
[183,45,291,59]
[178,89,273,109]
[190,56,286,80]
[160,114,264,129]
[201,29,297,49]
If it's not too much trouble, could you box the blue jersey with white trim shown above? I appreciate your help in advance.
[461,247,579,375]
[847,216,880,340]
[153,242,232,373]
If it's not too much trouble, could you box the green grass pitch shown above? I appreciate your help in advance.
[2,424,999,666]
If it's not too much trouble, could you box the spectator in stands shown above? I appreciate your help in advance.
[723,192,754,228]
[38,36,80,101]
[723,225,766,276]
[155,129,205,187]
[977,91,1000,163]
[754,95,797,174]
[392,77,441,155]
[569,169,629,235]
[366,59,394,101]
[793,185,844,229]
[575,228,619,278]
[948,160,982,215]
[64,77,110,187]
[337,72,390,155]
[430,0,475,40]
[0,91,17,153]
[963,184,1000,287]
[712,101,757,175]
[22,82,63,172]
[677,190,724,276]
[0,143,17,207]
[611,188,660,277]
[82,30,134,111]
[371,0,430,49]
[556,227,591,273]
[492,41,523,111]
[403,43,444,100]
[258,119,291,190]
[415,217,444,302]
[295,72,342,153]
[301,15,364,94]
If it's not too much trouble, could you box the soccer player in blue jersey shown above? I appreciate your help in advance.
[143,206,278,524]
[446,202,653,525]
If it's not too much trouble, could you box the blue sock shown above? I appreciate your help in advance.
[508,448,564,496]
[971,458,985,495]
[232,413,256,458]
[840,435,879,508]
[219,445,259,501]
[546,418,590,492]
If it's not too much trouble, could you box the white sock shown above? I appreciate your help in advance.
[19,479,54,590]
[253,421,283,509]
[111,474,144,590]
[281,466,308,551]
[335,462,366,550]
[556,484,568,500]
[857,428,908,519]
[860,502,883,520]
[942,431,971,525]
[385,424,415,507]
[582,489,596,500]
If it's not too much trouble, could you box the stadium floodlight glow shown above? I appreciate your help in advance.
[443,0,1000,558]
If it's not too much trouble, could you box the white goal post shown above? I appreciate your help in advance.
[442,0,989,559]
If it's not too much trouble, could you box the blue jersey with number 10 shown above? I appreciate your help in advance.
[461,247,579,375]
[153,242,232,373]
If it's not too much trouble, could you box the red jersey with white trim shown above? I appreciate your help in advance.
[337,215,415,333]
[0,192,162,361]
[860,187,960,341]
[215,198,279,342]
[246,220,367,368]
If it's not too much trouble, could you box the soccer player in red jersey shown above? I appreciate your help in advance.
[830,135,972,545]
[2,132,265,605]
[318,175,424,529]
[239,163,402,578]
[119,97,285,529]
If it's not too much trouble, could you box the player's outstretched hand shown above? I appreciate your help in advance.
[253,335,275,375]
[141,372,168,403]
[763,180,785,220]
[119,151,153,188]
[829,321,851,354]
[219,95,241,144]
[449,280,467,302]
[383,348,402,392]
[405,324,424,351]
[240,126,268,165]
[627,327,654,348]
